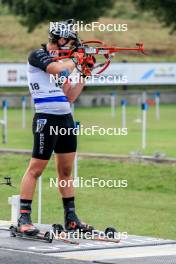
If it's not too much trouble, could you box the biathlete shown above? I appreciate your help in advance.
[18,19,95,235]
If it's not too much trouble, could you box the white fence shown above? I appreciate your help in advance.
[0,62,176,86]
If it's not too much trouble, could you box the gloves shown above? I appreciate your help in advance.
[71,53,96,67]
[81,55,96,77]
[84,55,96,69]
[71,53,96,77]
[71,52,85,65]
[81,65,92,77]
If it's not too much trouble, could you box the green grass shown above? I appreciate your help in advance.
[0,154,175,239]
[0,105,175,157]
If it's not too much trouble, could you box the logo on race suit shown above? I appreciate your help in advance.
[39,133,45,154]
[36,119,47,133]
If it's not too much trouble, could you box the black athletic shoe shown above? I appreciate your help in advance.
[18,214,39,236]
[64,211,94,233]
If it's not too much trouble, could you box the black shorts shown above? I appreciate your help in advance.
[32,113,77,160]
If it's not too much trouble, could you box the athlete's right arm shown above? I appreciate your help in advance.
[28,48,75,75]
[46,52,85,75]
[46,60,75,75]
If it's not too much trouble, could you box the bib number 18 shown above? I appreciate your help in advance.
[30,83,40,90]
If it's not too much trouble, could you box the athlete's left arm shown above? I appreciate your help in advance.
[62,76,85,103]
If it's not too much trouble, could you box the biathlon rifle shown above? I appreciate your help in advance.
[51,40,144,76]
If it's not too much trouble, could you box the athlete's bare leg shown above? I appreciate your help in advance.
[55,152,75,197]
[18,158,48,234]
[20,158,48,200]
[55,152,93,231]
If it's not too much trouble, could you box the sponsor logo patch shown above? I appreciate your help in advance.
[36,119,47,133]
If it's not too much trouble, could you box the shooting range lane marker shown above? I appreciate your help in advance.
[134,96,142,123]
[0,119,6,144]
[110,92,117,117]
[155,91,160,120]
[2,100,8,144]
[121,98,127,128]
[141,103,149,150]
[142,90,147,103]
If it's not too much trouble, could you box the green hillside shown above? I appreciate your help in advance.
[0,0,175,62]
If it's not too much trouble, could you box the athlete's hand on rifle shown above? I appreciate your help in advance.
[81,55,96,77]
[84,55,96,69]
[71,52,85,65]
[71,53,96,77]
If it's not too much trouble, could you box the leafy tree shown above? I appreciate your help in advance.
[1,0,115,32]
[132,0,176,33]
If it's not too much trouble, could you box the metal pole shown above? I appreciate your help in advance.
[155,91,160,121]
[141,103,148,149]
[111,93,116,117]
[22,96,26,129]
[2,100,8,144]
[38,176,42,224]
[121,98,127,128]
[0,120,5,144]
[136,96,142,122]
[142,90,147,103]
